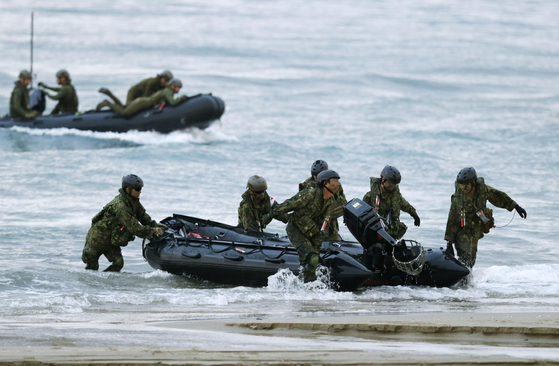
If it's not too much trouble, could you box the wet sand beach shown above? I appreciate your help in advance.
[2,312,558,365]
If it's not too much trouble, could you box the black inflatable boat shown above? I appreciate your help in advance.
[0,90,225,133]
[143,199,470,290]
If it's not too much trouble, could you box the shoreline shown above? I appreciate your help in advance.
[1,312,558,365]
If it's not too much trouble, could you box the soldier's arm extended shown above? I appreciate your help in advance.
[41,84,62,93]
[271,200,290,223]
[272,188,315,216]
[45,85,71,100]
[486,185,517,211]
[11,88,30,118]
[138,210,157,227]
[400,195,418,218]
[115,204,156,239]
[162,88,184,106]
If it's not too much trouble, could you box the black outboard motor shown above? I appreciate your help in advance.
[28,88,46,115]
[344,198,425,276]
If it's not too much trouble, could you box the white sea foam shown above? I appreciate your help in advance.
[8,124,237,145]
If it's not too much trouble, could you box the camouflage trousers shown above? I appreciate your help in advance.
[286,221,322,282]
[82,232,124,272]
[98,97,153,116]
[454,231,481,268]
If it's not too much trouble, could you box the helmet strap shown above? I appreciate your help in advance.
[324,182,335,195]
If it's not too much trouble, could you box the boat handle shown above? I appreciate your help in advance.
[264,258,285,264]
[181,252,201,259]
[224,254,244,262]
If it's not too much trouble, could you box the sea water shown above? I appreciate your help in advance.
[0,0,558,359]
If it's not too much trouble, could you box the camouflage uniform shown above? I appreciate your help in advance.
[237,190,288,232]
[9,81,33,118]
[299,177,347,240]
[42,82,79,114]
[82,188,159,272]
[269,186,338,281]
[444,177,517,268]
[126,76,165,104]
[100,87,183,116]
[362,177,418,240]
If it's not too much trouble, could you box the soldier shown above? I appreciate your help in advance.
[96,78,186,116]
[263,170,342,283]
[362,165,420,240]
[238,175,288,232]
[38,69,79,114]
[444,167,527,268]
[299,160,347,240]
[82,174,167,272]
[9,70,38,119]
[99,70,174,106]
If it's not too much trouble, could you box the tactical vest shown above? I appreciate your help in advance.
[368,177,403,221]
[453,177,494,233]
[91,190,145,246]
[60,83,79,112]
[290,188,329,237]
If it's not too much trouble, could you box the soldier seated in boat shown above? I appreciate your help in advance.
[98,70,173,107]
[9,70,38,119]
[299,160,347,241]
[82,174,168,272]
[38,69,79,114]
[238,175,289,232]
[263,170,342,283]
[96,78,186,116]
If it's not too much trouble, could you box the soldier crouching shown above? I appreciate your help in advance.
[82,174,166,272]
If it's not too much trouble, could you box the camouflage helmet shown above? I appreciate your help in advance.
[311,159,328,177]
[18,70,32,80]
[158,70,173,81]
[456,167,477,184]
[381,165,401,185]
[168,78,182,88]
[122,174,144,191]
[56,69,70,80]
[247,175,267,192]
[317,170,340,186]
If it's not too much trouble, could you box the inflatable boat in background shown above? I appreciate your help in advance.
[0,89,225,133]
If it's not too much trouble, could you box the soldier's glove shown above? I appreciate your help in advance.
[515,205,527,219]
[153,227,165,237]
[412,215,420,227]
[38,82,46,88]
[156,223,169,230]
[261,213,273,226]
[445,242,455,257]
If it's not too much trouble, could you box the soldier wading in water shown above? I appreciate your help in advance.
[82,175,167,272]
[444,167,527,268]
[299,160,347,241]
[263,170,342,283]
